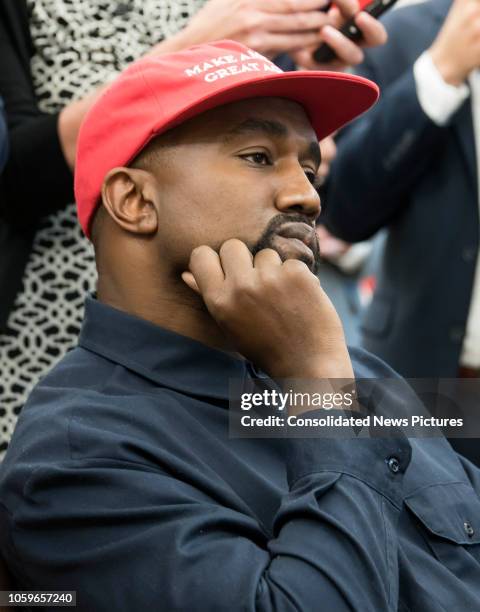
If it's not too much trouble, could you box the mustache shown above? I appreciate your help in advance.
[249,213,321,274]
[252,213,315,250]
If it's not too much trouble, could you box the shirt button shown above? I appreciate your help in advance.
[387,456,400,474]
[464,521,475,538]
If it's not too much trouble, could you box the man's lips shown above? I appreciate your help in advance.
[272,222,318,266]
[275,222,318,253]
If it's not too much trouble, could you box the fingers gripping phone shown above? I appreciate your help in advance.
[313,0,398,64]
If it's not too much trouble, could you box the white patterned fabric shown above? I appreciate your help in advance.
[0,0,205,458]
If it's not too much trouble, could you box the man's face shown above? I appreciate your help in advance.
[149,97,322,274]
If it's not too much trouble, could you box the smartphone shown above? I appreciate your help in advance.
[313,0,398,64]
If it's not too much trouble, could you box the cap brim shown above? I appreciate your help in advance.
[156,71,379,142]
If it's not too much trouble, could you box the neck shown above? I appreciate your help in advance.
[96,245,236,355]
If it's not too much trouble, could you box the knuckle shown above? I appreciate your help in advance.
[259,270,281,289]
[209,293,231,320]
[283,258,310,276]
[282,0,296,12]
[210,291,225,310]
[243,10,262,30]
[245,31,264,50]
[294,12,314,29]
[233,277,257,298]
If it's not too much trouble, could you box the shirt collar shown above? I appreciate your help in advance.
[78,296,249,399]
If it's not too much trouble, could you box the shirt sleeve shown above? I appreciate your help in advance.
[3,431,410,612]
[413,51,470,126]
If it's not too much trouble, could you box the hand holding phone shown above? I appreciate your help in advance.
[313,0,398,64]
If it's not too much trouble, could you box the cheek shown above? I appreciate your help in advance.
[158,172,272,265]
[193,182,271,248]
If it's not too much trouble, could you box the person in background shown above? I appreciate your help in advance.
[322,0,480,464]
[324,0,479,376]
[0,0,387,459]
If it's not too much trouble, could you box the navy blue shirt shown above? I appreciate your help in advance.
[1,297,480,611]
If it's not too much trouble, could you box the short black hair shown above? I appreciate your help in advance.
[130,136,164,172]
[129,129,180,172]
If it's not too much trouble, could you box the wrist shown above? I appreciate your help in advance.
[303,361,355,381]
[429,47,468,86]
[271,351,354,381]
[279,369,358,417]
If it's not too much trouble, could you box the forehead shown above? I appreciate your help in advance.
[162,97,317,145]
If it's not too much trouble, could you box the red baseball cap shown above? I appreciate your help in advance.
[75,39,379,237]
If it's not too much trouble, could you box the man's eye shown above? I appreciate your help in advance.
[305,171,319,185]
[242,152,271,165]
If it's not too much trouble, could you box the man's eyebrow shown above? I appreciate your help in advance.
[224,117,321,168]
[224,118,289,140]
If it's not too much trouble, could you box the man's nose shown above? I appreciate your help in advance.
[275,168,321,221]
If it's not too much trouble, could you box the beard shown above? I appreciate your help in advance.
[248,213,321,275]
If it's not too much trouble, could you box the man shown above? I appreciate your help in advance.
[0,41,480,611]
[0,0,387,463]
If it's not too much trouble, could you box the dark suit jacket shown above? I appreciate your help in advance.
[0,0,74,330]
[323,0,477,377]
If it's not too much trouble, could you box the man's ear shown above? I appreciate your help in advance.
[101,167,159,235]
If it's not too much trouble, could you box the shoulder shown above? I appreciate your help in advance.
[1,347,187,474]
